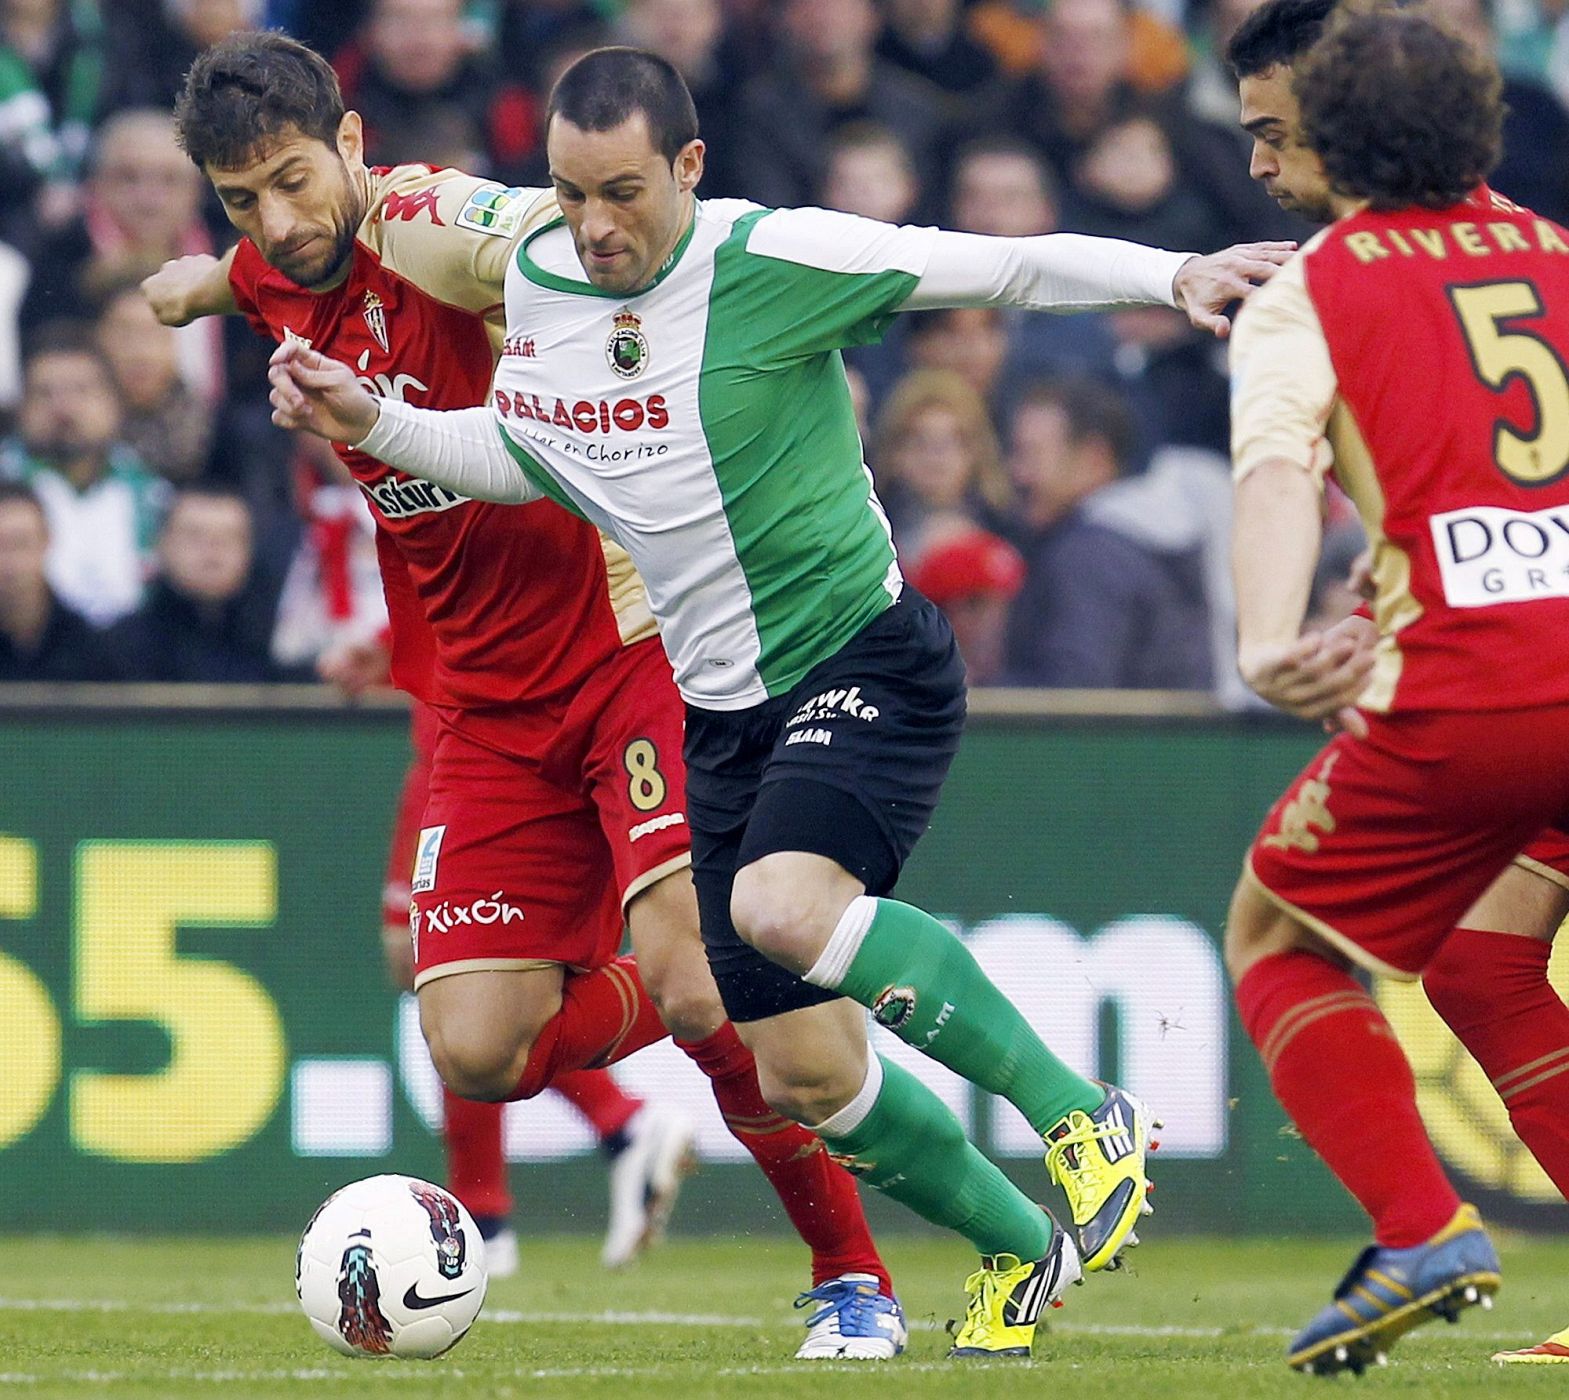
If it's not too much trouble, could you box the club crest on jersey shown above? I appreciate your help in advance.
[362,290,389,354]
[607,309,648,380]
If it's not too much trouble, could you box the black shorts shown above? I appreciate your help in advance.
[684,587,967,1023]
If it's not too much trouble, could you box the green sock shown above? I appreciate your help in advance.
[817,1054,1052,1259]
[808,896,1102,1133]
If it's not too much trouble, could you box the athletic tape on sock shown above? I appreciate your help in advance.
[803,895,878,991]
[810,1051,886,1138]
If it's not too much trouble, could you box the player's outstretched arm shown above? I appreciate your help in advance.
[142,247,239,326]
[902,228,1294,338]
[267,341,538,504]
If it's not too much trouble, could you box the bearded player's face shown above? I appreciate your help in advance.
[1239,66,1336,224]
[548,113,704,294]
[208,116,366,289]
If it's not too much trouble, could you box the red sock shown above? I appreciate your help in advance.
[512,956,668,1100]
[1237,950,1460,1247]
[677,1023,892,1294]
[551,1069,642,1142]
[1425,928,1569,1197]
[442,1087,512,1220]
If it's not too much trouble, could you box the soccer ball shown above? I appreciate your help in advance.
[296,1174,489,1359]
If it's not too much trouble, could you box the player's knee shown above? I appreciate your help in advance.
[423,1018,532,1102]
[729,868,835,972]
[1423,936,1502,1037]
[628,875,724,1039]
[647,978,725,1041]
[753,1056,858,1128]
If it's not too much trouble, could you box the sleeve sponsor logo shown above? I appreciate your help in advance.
[455,183,531,238]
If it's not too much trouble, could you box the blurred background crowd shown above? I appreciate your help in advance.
[0,0,1562,696]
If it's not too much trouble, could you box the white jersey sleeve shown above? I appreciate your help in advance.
[355,400,542,504]
[904,230,1191,313]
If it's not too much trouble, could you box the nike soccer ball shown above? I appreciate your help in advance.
[296,1174,488,1359]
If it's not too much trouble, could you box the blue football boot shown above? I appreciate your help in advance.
[1290,1203,1501,1376]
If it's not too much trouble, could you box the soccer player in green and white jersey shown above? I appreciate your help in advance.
[269,46,1292,1357]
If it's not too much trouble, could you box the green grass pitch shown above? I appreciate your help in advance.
[0,1233,1565,1398]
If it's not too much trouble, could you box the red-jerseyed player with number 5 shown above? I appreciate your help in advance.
[1224,8,1569,1376]
[143,31,897,1357]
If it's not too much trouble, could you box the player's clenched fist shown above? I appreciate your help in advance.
[141,250,238,326]
[269,341,381,444]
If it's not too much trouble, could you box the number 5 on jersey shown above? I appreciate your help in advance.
[1450,279,1569,485]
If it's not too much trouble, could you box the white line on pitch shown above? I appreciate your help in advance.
[0,1298,1537,1346]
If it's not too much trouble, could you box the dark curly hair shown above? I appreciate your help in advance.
[174,30,344,171]
[1294,9,1502,210]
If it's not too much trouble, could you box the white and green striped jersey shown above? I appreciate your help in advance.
[359,200,1192,709]
[489,199,930,709]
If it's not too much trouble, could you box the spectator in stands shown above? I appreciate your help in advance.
[1106,303,1231,458]
[0,325,165,626]
[0,480,119,680]
[876,0,1002,116]
[615,0,749,197]
[337,0,537,185]
[819,122,921,223]
[872,368,1011,564]
[104,0,265,112]
[1426,0,1569,223]
[96,284,214,484]
[986,0,1293,246]
[1064,108,1237,251]
[903,307,1010,408]
[107,486,283,682]
[20,109,225,406]
[270,432,387,673]
[735,0,945,209]
[946,136,1118,397]
[948,134,1054,236]
[264,0,371,60]
[1002,377,1212,689]
[907,526,1025,686]
[1186,0,1273,126]
[498,0,608,91]
[0,0,114,244]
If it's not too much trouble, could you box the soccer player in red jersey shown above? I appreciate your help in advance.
[367,686,688,1275]
[1229,0,1569,1364]
[145,32,896,1354]
[1223,7,1569,1373]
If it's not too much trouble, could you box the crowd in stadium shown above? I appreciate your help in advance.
[0,0,1563,690]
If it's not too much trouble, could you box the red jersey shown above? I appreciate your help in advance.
[228,164,656,710]
[1231,186,1569,712]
